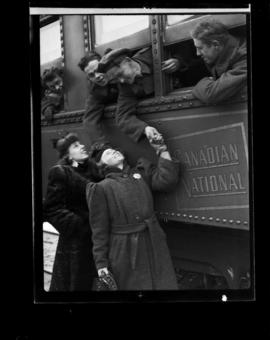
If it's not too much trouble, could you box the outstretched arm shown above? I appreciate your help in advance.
[192,57,247,104]
[136,138,180,192]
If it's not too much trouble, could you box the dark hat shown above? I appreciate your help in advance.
[56,132,79,159]
[89,141,112,163]
[97,48,132,73]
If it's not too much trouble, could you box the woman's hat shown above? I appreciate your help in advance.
[89,141,113,163]
[56,132,79,159]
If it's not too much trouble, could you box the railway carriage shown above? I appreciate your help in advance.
[35,11,252,292]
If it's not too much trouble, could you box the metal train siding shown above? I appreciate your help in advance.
[40,89,251,290]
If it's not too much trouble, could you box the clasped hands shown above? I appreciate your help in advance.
[145,126,167,155]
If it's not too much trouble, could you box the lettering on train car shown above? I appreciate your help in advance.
[155,123,249,229]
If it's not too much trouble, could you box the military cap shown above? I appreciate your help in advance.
[97,48,132,73]
[56,132,79,159]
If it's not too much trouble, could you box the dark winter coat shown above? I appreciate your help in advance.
[192,35,247,104]
[43,159,99,291]
[83,47,154,144]
[86,157,179,290]
[115,47,154,142]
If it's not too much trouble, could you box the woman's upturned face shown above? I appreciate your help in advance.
[100,148,125,167]
[68,141,88,163]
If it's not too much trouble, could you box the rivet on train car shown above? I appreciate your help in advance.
[183,96,187,100]
[84,39,88,44]
[222,219,227,223]
[183,214,187,218]
[194,216,198,219]
[216,218,220,222]
[189,102,193,106]
[201,216,206,220]
[178,104,182,108]
[165,212,169,215]
[152,19,156,24]
[171,213,175,216]
[188,215,192,219]
[229,220,234,224]
[209,217,213,221]
[177,213,181,217]
[236,220,241,224]
[244,221,248,225]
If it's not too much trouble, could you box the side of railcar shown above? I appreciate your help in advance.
[39,12,251,290]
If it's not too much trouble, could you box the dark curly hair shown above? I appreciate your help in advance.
[78,51,101,71]
[41,66,63,91]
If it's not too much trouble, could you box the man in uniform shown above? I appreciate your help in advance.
[78,48,180,144]
[41,67,64,122]
[190,18,247,104]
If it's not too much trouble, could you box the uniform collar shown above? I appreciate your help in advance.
[211,35,239,77]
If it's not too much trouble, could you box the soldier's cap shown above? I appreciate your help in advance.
[55,132,79,159]
[97,48,132,73]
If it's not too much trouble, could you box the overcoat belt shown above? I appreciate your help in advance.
[111,215,161,274]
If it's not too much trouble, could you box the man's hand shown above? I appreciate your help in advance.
[162,58,180,74]
[145,126,162,142]
[149,137,168,155]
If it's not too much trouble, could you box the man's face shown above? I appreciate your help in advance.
[193,39,220,65]
[46,75,63,93]
[100,148,125,167]
[106,58,141,85]
[84,59,108,87]
[68,141,88,163]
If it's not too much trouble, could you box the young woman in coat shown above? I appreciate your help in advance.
[86,137,179,290]
[43,132,100,291]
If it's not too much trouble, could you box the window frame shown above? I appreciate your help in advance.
[163,13,247,46]
[88,14,151,56]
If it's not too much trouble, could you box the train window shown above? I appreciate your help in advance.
[92,15,150,56]
[40,18,64,119]
[166,14,195,26]
[94,15,149,45]
[163,13,247,92]
[40,19,61,65]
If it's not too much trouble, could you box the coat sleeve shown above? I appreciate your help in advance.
[86,183,110,270]
[83,84,107,143]
[43,165,88,237]
[192,56,247,105]
[115,84,148,142]
[136,157,180,192]
[41,92,63,116]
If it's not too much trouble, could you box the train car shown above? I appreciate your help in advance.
[35,10,252,293]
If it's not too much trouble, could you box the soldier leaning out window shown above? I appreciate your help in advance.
[41,67,64,122]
